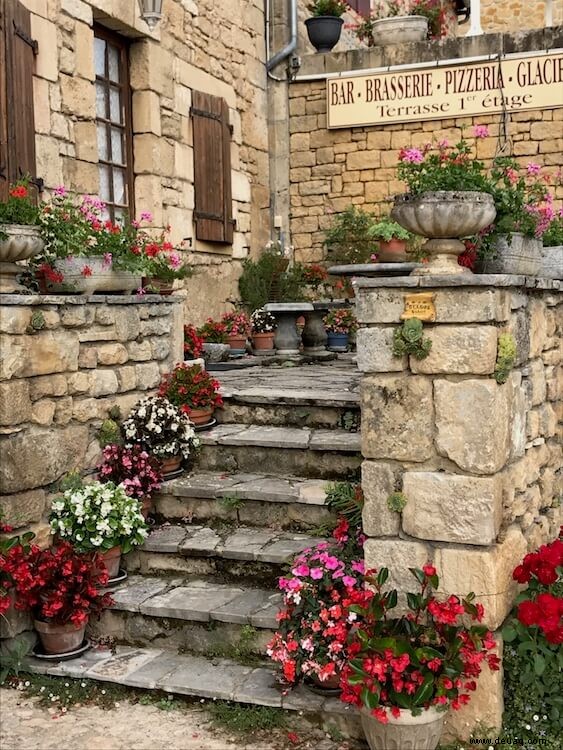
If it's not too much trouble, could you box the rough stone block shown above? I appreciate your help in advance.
[0,425,88,493]
[434,379,512,474]
[67,371,91,395]
[28,374,68,401]
[364,538,431,595]
[356,327,406,373]
[60,306,94,327]
[402,472,502,546]
[529,358,547,406]
[31,399,56,426]
[128,340,152,361]
[135,362,161,390]
[0,308,32,334]
[411,326,498,375]
[90,370,119,397]
[0,489,46,528]
[361,461,400,537]
[362,375,434,462]
[0,380,32,425]
[54,397,73,426]
[78,346,98,368]
[434,526,527,629]
[116,366,137,393]
[1,331,78,379]
[96,343,128,366]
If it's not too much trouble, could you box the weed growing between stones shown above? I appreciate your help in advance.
[218,494,246,524]
[195,624,263,667]
[207,700,288,733]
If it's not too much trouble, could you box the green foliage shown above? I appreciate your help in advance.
[218,494,245,524]
[323,205,377,265]
[542,216,563,247]
[387,492,407,513]
[0,639,31,685]
[0,179,40,227]
[392,318,432,360]
[494,333,517,384]
[207,701,287,733]
[98,418,122,448]
[324,481,363,529]
[238,249,306,312]
[307,0,348,17]
[27,310,45,332]
[340,410,360,432]
[368,217,412,242]
[57,470,84,493]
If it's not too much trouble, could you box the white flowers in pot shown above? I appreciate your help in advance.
[122,395,200,461]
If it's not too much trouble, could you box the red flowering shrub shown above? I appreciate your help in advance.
[302,264,329,293]
[0,540,112,626]
[197,318,227,344]
[0,178,40,227]
[221,311,251,337]
[158,363,223,415]
[0,525,34,616]
[184,324,204,359]
[97,444,162,501]
[340,566,499,723]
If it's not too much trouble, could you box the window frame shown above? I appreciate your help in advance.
[93,24,134,222]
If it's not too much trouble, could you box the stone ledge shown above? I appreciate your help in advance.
[0,294,182,305]
[354,275,563,290]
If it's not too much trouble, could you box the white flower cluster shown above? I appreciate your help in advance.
[251,308,276,333]
[49,480,148,552]
[122,396,199,459]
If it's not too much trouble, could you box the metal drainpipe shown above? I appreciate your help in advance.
[266,0,298,80]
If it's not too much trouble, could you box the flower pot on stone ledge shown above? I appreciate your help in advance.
[305,16,343,53]
[100,545,122,580]
[0,224,44,293]
[480,233,541,277]
[142,276,174,295]
[368,15,428,46]
[45,256,141,294]
[34,619,87,655]
[360,706,445,750]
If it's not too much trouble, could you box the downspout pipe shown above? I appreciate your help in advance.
[267,0,298,73]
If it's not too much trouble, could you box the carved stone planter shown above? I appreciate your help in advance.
[46,256,141,294]
[392,192,496,275]
[361,706,445,750]
[480,233,542,276]
[264,302,313,355]
[369,15,428,46]
[539,244,562,279]
[0,224,44,292]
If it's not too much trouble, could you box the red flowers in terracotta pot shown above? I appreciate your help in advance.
[220,311,251,350]
[158,363,223,427]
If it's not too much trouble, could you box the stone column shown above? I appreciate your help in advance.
[356,275,562,739]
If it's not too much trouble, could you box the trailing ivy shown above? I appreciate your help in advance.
[392,318,432,360]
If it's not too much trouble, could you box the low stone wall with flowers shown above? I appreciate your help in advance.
[356,275,562,738]
[0,294,184,546]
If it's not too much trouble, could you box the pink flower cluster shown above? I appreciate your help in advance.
[97,444,163,501]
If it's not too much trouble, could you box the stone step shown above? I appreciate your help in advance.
[127,524,323,586]
[198,424,362,479]
[28,646,361,737]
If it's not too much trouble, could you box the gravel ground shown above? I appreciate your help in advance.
[0,689,348,750]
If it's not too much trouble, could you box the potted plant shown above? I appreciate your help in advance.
[2,539,112,655]
[238,240,304,310]
[267,511,366,692]
[221,311,251,350]
[0,179,43,293]
[392,126,496,274]
[140,229,193,294]
[302,264,330,298]
[197,318,230,363]
[540,214,563,279]
[97,444,163,519]
[368,217,412,262]
[158,363,223,427]
[122,395,200,475]
[354,0,434,47]
[184,324,205,361]
[340,565,500,750]
[324,205,378,266]
[250,308,276,352]
[323,307,357,351]
[49,481,148,579]
[305,0,348,53]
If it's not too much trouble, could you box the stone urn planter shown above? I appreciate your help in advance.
[34,619,87,655]
[45,256,141,294]
[392,192,496,275]
[480,233,542,276]
[539,244,562,279]
[369,15,428,46]
[360,706,445,750]
[305,16,344,53]
[264,302,314,355]
[202,343,230,363]
[0,224,44,292]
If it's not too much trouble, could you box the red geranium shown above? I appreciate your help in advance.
[184,324,204,359]
[9,185,28,199]
[158,363,223,414]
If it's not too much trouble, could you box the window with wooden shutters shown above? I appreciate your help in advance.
[191,91,234,244]
[0,0,38,201]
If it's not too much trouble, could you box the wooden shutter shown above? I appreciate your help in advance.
[0,0,38,200]
[191,91,233,244]
[347,0,371,17]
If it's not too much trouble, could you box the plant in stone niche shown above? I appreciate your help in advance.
[494,333,517,385]
[97,418,123,448]
[392,318,432,359]
[340,410,360,432]
[387,491,407,513]
[26,310,45,333]
[219,494,245,524]
[57,470,84,493]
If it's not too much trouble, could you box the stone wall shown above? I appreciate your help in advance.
[23,0,270,324]
[287,26,563,263]
[0,295,183,542]
[356,274,562,737]
[480,0,563,32]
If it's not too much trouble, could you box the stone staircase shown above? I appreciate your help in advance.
[30,362,364,738]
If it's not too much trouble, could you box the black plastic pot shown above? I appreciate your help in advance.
[305,16,344,53]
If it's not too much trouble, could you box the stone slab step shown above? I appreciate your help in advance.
[28,646,359,730]
[106,575,282,629]
[141,524,323,565]
[200,424,361,452]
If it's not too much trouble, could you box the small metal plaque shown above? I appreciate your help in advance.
[401,292,436,322]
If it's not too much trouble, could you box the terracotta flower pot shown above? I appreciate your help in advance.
[186,406,214,426]
[34,619,87,655]
[227,334,247,350]
[141,497,153,519]
[251,332,275,351]
[100,545,122,579]
[377,239,408,263]
[309,670,341,692]
[160,454,183,475]
[360,706,445,750]
[142,276,174,295]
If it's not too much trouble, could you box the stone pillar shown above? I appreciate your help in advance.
[356,275,562,739]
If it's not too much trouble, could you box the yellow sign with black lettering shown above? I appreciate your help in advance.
[327,51,563,128]
[401,293,436,322]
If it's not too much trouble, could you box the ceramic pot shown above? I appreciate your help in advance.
[326,332,349,351]
[142,277,174,295]
[361,706,445,750]
[309,670,341,692]
[539,244,562,279]
[227,333,247,350]
[186,406,214,426]
[305,16,343,53]
[369,15,428,46]
[251,332,275,351]
[46,256,141,294]
[0,224,44,293]
[160,454,183,475]
[377,239,408,263]
[34,619,87,655]
[480,233,542,276]
[100,545,122,579]
[392,191,496,275]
